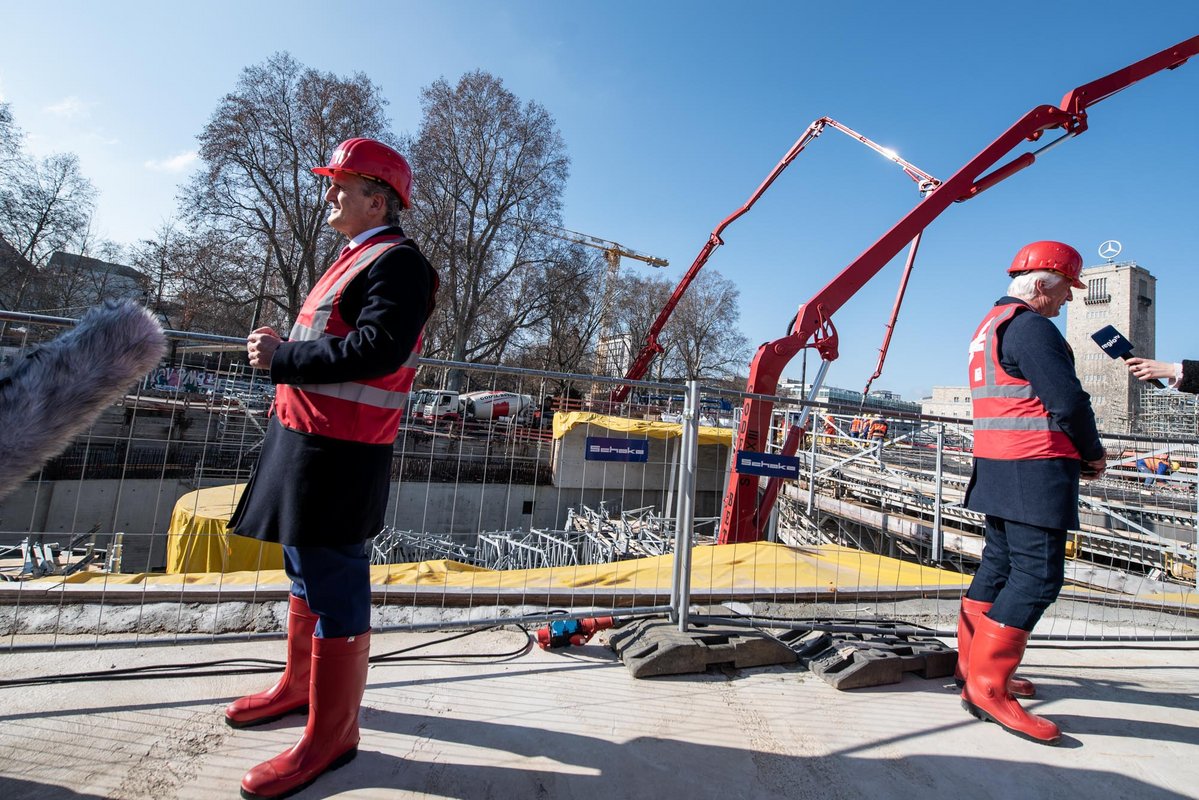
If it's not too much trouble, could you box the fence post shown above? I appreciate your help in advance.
[1194,440,1199,590]
[672,380,701,633]
[669,425,687,623]
[668,388,697,624]
[806,413,817,515]
[932,422,945,562]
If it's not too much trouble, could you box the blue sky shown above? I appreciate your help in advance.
[2,1,1197,400]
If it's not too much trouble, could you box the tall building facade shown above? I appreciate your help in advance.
[921,386,972,420]
[1064,259,1156,433]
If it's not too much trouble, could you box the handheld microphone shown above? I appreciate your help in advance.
[1090,325,1164,388]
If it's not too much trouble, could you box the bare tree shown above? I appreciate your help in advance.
[0,152,97,311]
[663,270,751,380]
[37,218,137,314]
[513,244,607,380]
[609,273,676,381]
[609,269,750,382]
[403,71,569,386]
[130,222,258,335]
[0,102,19,175]
[182,52,391,328]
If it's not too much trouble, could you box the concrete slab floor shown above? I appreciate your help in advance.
[0,628,1197,800]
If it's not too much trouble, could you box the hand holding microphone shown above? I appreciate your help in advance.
[1125,357,1177,386]
[1089,325,1165,388]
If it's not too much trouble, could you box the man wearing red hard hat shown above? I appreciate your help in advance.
[226,138,438,800]
[958,241,1105,746]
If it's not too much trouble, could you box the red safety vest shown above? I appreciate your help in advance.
[274,235,424,445]
[968,303,1079,461]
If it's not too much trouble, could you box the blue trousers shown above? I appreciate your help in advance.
[283,543,371,638]
[1136,459,1169,486]
[966,515,1066,631]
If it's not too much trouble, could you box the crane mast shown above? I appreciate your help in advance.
[532,224,667,377]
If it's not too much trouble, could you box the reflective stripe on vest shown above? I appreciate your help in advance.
[967,303,1079,461]
[274,236,424,445]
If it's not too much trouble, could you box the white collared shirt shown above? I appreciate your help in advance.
[349,225,391,248]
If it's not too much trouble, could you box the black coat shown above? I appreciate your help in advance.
[1178,360,1199,394]
[964,297,1104,530]
[229,227,437,547]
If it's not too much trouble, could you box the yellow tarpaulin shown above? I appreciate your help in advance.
[165,484,284,574]
[553,411,734,446]
[69,539,976,595]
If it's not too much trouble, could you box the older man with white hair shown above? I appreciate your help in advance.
[957,241,1106,746]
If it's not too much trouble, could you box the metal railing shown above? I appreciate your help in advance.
[1,309,1197,650]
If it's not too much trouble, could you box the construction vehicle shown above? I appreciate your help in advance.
[413,389,535,424]
[463,390,536,423]
[413,389,463,423]
[716,35,1199,543]
[596,37,1197,543]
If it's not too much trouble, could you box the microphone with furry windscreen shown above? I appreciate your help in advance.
[1090,324,1164,388]
[0,301,166,501]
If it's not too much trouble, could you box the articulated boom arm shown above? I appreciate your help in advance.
[608,118,938,404]
[608,118,829,404]
[718,34,1199,544]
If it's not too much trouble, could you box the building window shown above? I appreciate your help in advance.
[1085,277,1110,305]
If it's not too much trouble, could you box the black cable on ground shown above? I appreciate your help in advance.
[0,625,535,688]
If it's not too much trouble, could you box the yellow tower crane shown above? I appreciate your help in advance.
[535,225,668,377]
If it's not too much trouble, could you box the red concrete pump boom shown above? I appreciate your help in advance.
[718,35,1199,544]
[607,118,938,404]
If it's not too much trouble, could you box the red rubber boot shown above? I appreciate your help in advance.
[225,595,318,728]
[961,616,1060,745]
[955,597,1035,698]
[240,631,371,800]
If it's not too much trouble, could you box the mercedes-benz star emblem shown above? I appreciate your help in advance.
[1098,240,1122,260]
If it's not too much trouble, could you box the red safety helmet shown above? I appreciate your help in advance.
[312,138,412,209]
[1007,240,1085,289]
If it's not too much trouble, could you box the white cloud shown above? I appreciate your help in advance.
[144,150,198,173]
[44,96,92,117]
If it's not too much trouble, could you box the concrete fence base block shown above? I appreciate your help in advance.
[608,617,797,678]
[781,627,957,690]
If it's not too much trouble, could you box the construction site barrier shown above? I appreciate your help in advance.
[1,311,1197,652]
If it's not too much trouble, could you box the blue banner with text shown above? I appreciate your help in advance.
[585,436,650,462]
[734,450,800,479]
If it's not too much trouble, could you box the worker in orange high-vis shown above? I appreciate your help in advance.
[1136,455,1178,487]
[226,138,438,800]
[867,416,888,441]
[959,241,1105,747]
[849,416,865,439]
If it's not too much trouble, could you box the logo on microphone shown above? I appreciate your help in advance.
[1090,325,1133,359]
[1098,240,1122,260]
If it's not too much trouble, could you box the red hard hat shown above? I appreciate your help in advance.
[1007,240,1085,289]
[312,138,412,209]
